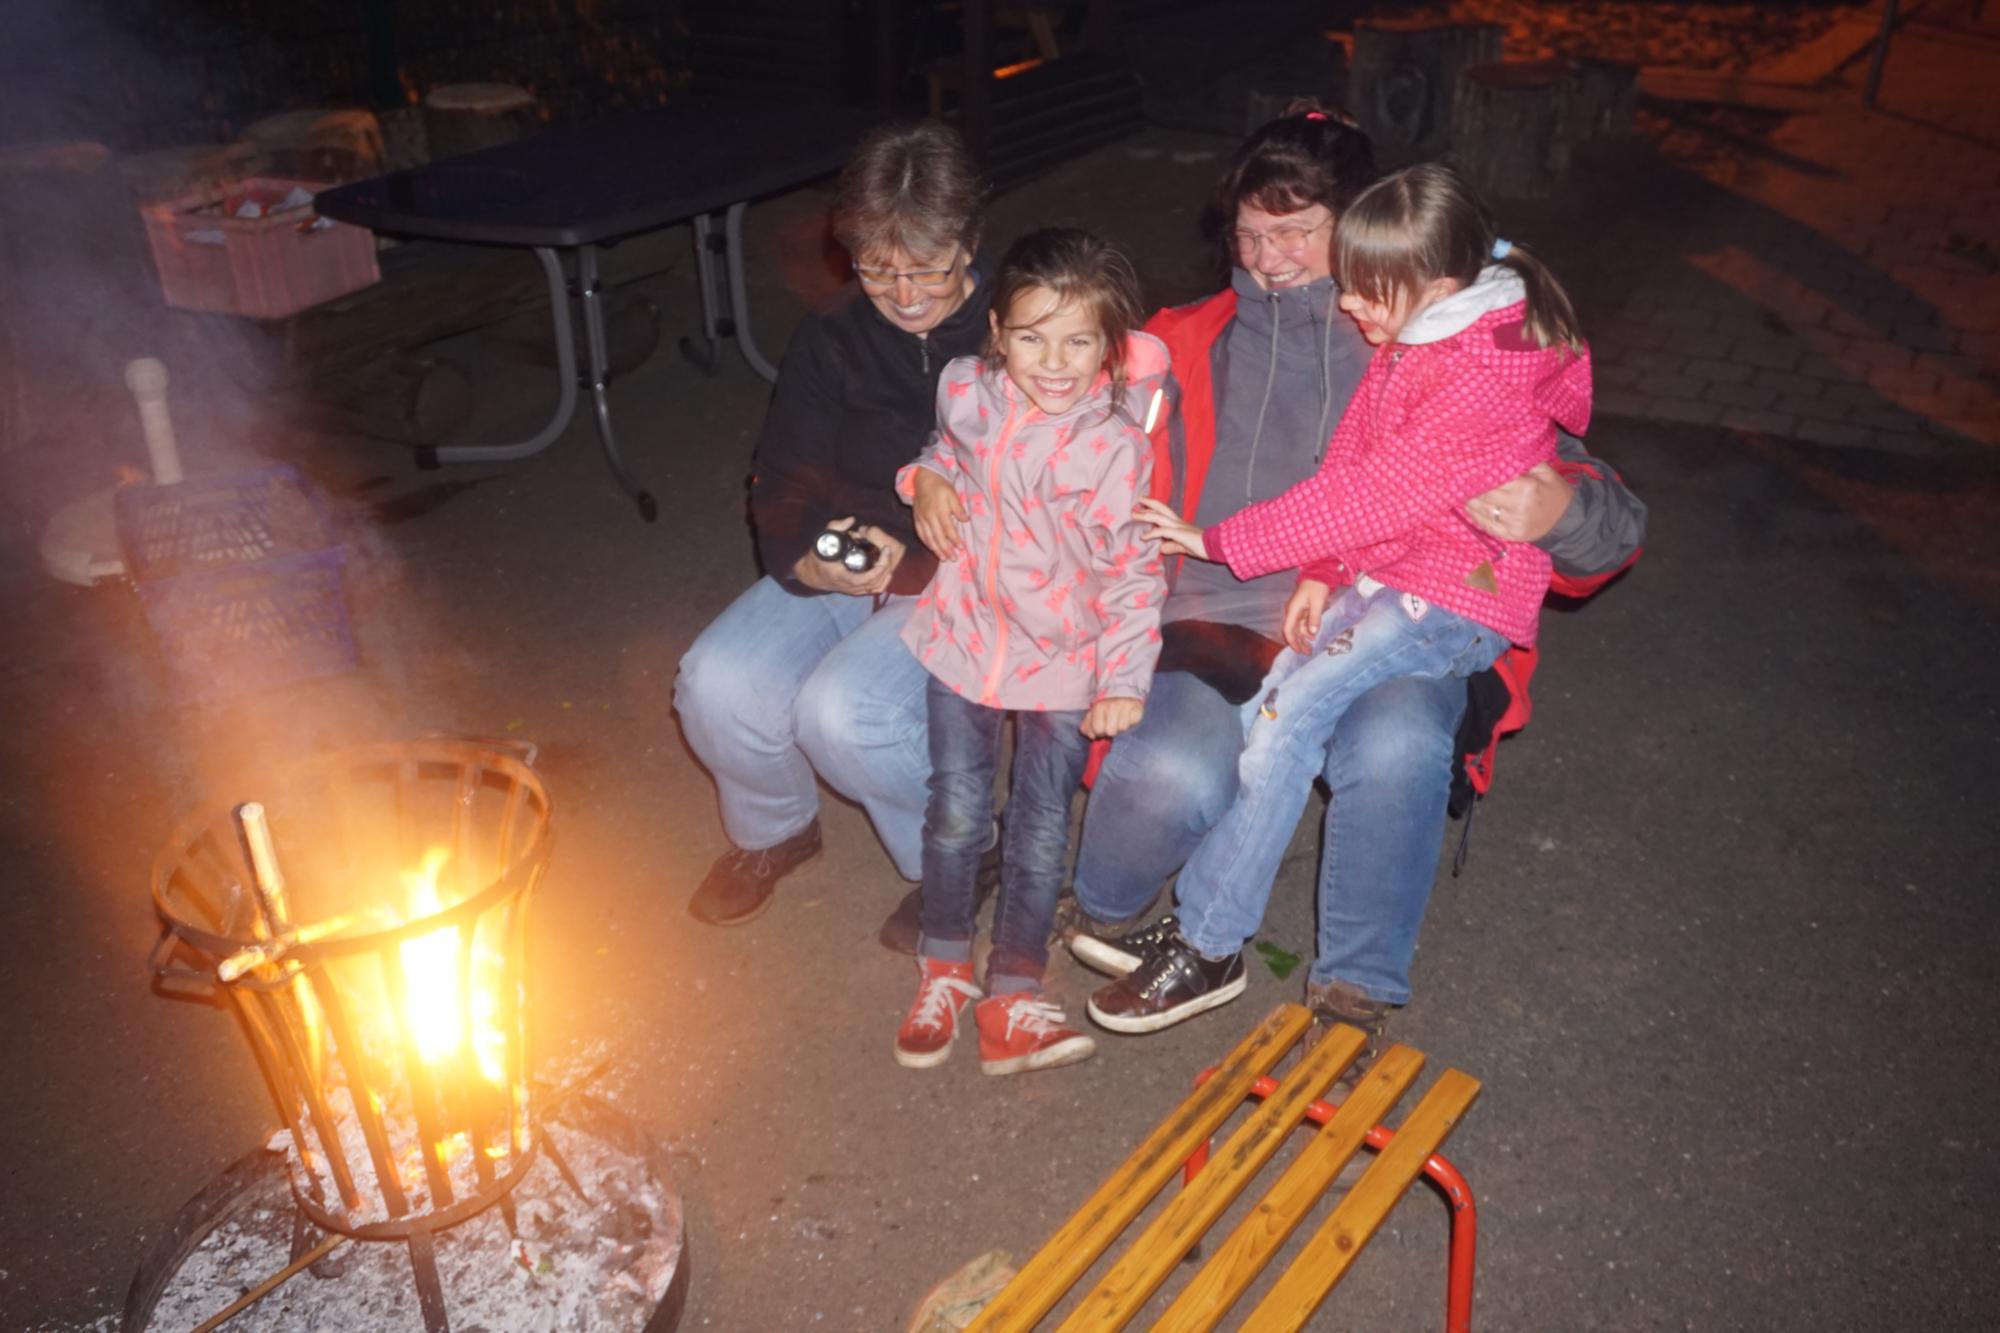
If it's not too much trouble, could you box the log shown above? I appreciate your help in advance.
[1452,59,1575,199]
[243,109,385,184]
[423,83,541,161]
[1568,57,1638,141]
[1350,20,1502,159]
[304,351,473,444]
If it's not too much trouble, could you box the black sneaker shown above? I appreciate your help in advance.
[1302,978,1393,1095]
[1086,933,1246,1034]
[878,820,1000,954]
[687,821,822,925]
[1068,914,1181,978]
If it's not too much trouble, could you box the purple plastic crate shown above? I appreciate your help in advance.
[115,465,356,701]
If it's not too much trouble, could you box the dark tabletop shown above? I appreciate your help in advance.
[315,99,881,249]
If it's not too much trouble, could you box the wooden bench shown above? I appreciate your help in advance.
[965,1003,1482,1331]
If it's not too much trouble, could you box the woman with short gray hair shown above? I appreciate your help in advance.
[675,121,990,925]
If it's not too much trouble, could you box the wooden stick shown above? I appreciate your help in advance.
[235,802,293,938]
[189,1232,347,1333]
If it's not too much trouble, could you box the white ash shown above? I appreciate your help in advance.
[270,1084,525,1229]
[142,1101,681,1333]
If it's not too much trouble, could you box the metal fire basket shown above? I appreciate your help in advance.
[148,737,553,1333]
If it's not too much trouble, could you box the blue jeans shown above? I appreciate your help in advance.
[675,577,926,869]
[1074,666,1468,1004]
[918,679,1089,987]
[1174,585,1507,992]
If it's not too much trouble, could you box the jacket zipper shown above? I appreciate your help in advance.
[980,397,1024,704]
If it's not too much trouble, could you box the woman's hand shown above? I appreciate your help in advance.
[1282,578,1332,655]
[1082,697,1144,739]
[790,517,904,597]
[911,468,967,560]
[1469,463,1574,544]
[1134,497,1209,560]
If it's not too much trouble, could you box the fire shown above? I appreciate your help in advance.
[396,847,508,1086]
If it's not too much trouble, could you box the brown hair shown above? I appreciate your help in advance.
[1337,162,1583,351]
[985,227,1146,413]
[830,120,986,266]
[1200,97,1379,283]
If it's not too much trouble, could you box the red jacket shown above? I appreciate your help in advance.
[1135,288,1636,800]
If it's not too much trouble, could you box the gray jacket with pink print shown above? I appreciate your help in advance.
[897,333,1171,711]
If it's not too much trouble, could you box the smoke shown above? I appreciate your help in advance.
[0,0,308,552]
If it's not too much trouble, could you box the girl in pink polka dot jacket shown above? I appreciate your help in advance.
[889,227,1170,1075]
[1101,163,1594,1031]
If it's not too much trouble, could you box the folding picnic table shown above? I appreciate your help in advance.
[315,99,879,521]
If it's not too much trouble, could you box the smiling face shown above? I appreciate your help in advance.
[854,243,972,335]
[1234,201,1336,291]
[992,286,1109,415]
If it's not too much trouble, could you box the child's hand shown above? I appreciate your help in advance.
[1134,498,1208,560]
[1082,697,1144,739]
[1282,578,1332,654]
[912,468,967,560]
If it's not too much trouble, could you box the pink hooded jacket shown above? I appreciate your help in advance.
[897,333,1171,710]
[1202,267,1593,647]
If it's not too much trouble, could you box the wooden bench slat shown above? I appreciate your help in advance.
[1237,1068,1483,1332]
[1147,1043,1429,1333]
[966,1004,1313,1333]
[1052,1024,1371,1332]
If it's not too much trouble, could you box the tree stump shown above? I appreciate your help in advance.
[1350,20,1503,159]
[1568,57,1639,141]
[423,83,541,161]
[1452,60,1575,199]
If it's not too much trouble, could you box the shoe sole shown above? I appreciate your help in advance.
[1086,974,1248,1034]
[981,1034,1096,1075]
[1068,934,1143,978]
[894,1040,955,1070]
[688,846,821,927]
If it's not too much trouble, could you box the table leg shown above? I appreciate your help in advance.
[723,201,779,383]
[676,203,779,384]
[416,247,578,467]
[679,213,724,375]
[577,244,658,522]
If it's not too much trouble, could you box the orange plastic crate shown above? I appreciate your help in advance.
[141,175,379,319]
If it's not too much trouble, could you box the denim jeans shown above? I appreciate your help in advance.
[1074,666,1467,1005]
[917,678,1089,987]
[1175,585,1508,993]
[674,577,923,863]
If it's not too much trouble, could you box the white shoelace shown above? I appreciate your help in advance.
[1001,996,1069,1037]
[911,974,980,1031]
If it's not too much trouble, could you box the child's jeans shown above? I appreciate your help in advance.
[1175,582,1510,962]
[917,678,1090,987]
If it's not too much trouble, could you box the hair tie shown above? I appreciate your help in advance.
[1304,110,1328,121]
[1491,238,1513,260]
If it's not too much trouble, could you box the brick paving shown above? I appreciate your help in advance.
[1588,9,2000,453]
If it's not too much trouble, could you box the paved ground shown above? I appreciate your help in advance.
[3,7,2000,1331]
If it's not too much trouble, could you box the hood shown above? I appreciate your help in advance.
[1403,265,1591,437]
[1116,329,1173,432]
[1397,265,1525,346]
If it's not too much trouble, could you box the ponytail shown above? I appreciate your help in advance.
[1492,242,1583,353]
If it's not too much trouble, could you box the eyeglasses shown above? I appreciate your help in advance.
[852,254,963,290]
[1230,217,1333,257]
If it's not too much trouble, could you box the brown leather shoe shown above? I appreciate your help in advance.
[687,821,822,925]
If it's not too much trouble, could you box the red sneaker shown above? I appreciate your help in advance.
[975,992,1096,1076]
[894,957,981,1068]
